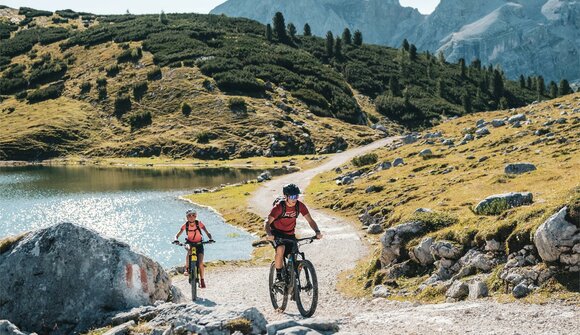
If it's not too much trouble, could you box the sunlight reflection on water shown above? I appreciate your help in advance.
[0,166,267,268]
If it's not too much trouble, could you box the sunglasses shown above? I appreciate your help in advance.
[287,195,299,200]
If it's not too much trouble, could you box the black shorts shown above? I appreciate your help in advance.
[186,241,204,255]
[272,230,296,257]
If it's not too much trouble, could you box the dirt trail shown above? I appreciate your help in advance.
[175,137,579,334]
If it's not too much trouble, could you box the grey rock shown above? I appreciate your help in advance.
[414,208,433,213]
[0,320,28,335]
[485,239,502,252]
[462,133,474,142]
[468,281,488,299]
[508,114,526,124]
[402,134,418,144]
[512,283,530,298]
[535,128,550,136]
[476,119,486,127]
[392,157,404,167]
[534,207,578,262]
[419,148,433,158]
[267,320,300,335]
[0,223,171,335]
[555,117,567,124]
[276,326,323,335]
[445,280,469,300]
[474,192,533,215]
[491,119,506,127]
[384,260,415,279]
[409,237,435,266]
[372,285,391,298]
[475,127,490,137]
[103,321,136,335]
[431,240,463,260]
[258,171,272,181]
[341,177,354,185]
[377,161,392,170]
[442,139,454,146]
[505,162,537,175]
[511,121,522,128]
[297,319,339,333]
[458,249,493,272]
[380,221,425,266]
[478,156,489,163]
[367,223,384,235]
[375,124,388,133]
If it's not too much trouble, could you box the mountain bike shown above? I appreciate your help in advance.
[269,236,318,317]
[173,239,215,301]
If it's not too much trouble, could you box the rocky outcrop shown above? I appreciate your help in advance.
[474,192,533,215]
[379,220,426,267]
[534,206,579,269]
[505,163,537,175]
[0,223,172,334]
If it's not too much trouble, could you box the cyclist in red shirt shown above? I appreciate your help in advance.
[174,209,213,288]
[265,184,322,282]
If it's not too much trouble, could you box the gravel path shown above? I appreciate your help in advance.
[175,137,580,334]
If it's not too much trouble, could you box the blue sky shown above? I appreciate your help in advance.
[0,1,441,15]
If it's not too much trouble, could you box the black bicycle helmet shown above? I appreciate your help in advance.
[282,183,301,196]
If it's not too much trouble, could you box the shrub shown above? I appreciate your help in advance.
[202,79,213,91]
[96,76,107,87]
[147,66,162,80]
[351,153,378,167]
[27,82,64,103]
[114,94,131,116]
[228,97,246,112]
[0,77,27,95]
[19,7,52,18]
[127,110,152,130]
[28,58,67,86]
[195,131,215,144]
[214,70,265,94]
[105,64,119,77]
[80,81,91,93]
[55,9,80,19]
[181,102,192,116]
[117,47,142,63]
[132,81,148,100]
[97,86,107,100]
[292,89,329,108]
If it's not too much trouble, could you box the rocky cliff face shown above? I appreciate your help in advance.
[211,0,580,83]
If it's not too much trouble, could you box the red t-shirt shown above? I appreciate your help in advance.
[180,220,206,243]
[269,200,310,235]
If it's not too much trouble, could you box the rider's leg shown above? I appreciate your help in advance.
[184,248,191,273]
[198,252,205,279]
[275,245,285,281]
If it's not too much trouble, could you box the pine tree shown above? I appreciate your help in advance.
[559,79,572,96]
[549,81,558,98]
[459,58,466,78]
[519,75,526,89]
[303,23,311,36]
[287,23,296,40]
[342,28,352,45]
[326,31,334,58]
[265,24,272,42]
[409,44,417,61]
[334,37,343,59]
[438,51,446,64]
[273,12,287,41]
[402,39,410,51]
[471,58,481,70]
[403,88,411,108]
[527,76,532,89]
[390,77,401,97]
[353,30,363,46]
[159,10,168,24]
[537,76,545,98]
[491,70,504,99]
[437,79,444,98]
[462,93,472,114]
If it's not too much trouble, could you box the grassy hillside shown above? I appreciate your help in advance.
[0,7,550,161]
[306,94,580,302]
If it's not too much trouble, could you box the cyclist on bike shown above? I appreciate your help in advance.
[174,209,213,288]
[265,183,322,283]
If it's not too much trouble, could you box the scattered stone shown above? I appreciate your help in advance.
[508,114,526,124]
[375,124,388,133]
[377,161,392,170]
[419,148,433,158]
[457,249,493,272]
[257,171,272,182]
[0,320,28,335]
[476,119,486,128]
[334,167,342,174]
[402,134,418,144]
[512,121,522,128]
[414,208,433,213]
[485,239,502,252]
[505,162,537,175]
[367,224,384,235]
[365,185,383,193]
[534,206,578,263]
[478,156,489,163]
[555,118,567,124]
[491,119,506,127]
[446,280,469,300]
[380,221,426,266]
[512,283,530,298]
[462,134,474,142]
[468,281,489,299]
[103,321,136,335]
[474,192,533,215]
[341,177,354,185]
[392,158,404,167]
[431,240,463,260]
[372,285,391,298]
[442,139,454,146]
[475,127,490,137]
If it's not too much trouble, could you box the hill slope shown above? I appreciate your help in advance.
[307,93,580,302]
[0,7,543,160]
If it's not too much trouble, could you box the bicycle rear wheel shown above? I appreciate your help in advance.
[190,260,197,301]
[295,260,318,317]
[268,261,288,311]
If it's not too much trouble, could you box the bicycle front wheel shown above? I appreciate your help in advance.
[295,260,318,317]
[190,260,197,301]
[268,261,288,311]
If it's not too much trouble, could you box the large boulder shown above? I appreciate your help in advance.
[0,223,172,334]
[534,206,579,263]
[445,280,469,300]
[430,240,463,260]
[474,192,533,215]
[409,237,435,266]
[379,221,425,267]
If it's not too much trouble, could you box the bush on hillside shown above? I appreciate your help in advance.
[96,76,107,87]
[55,9,80,19]
[146,66,162,80]
[117,47,142,63]
[105,64,119,77]
[27,82,64,103]
[214,70,265,94]
[132,81,148,100]
[19,7,52,18]
[181,102,192,116]
[80,81,91,93]
[352,153,378,167]
[127,110,152,130]
[28,58,68,86]
[228,97,247,112]
[114,94,131,116]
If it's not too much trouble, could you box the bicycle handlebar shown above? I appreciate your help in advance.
[272,236,318,245]
[172,240,215,247]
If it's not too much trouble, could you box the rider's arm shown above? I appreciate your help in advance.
[202,226,213,240]
[175,225,185,240]
[303,213,322,239]
[265,216,276,239]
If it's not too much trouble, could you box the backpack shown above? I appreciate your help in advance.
[272,196,300,222]
[185,220,201,240]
